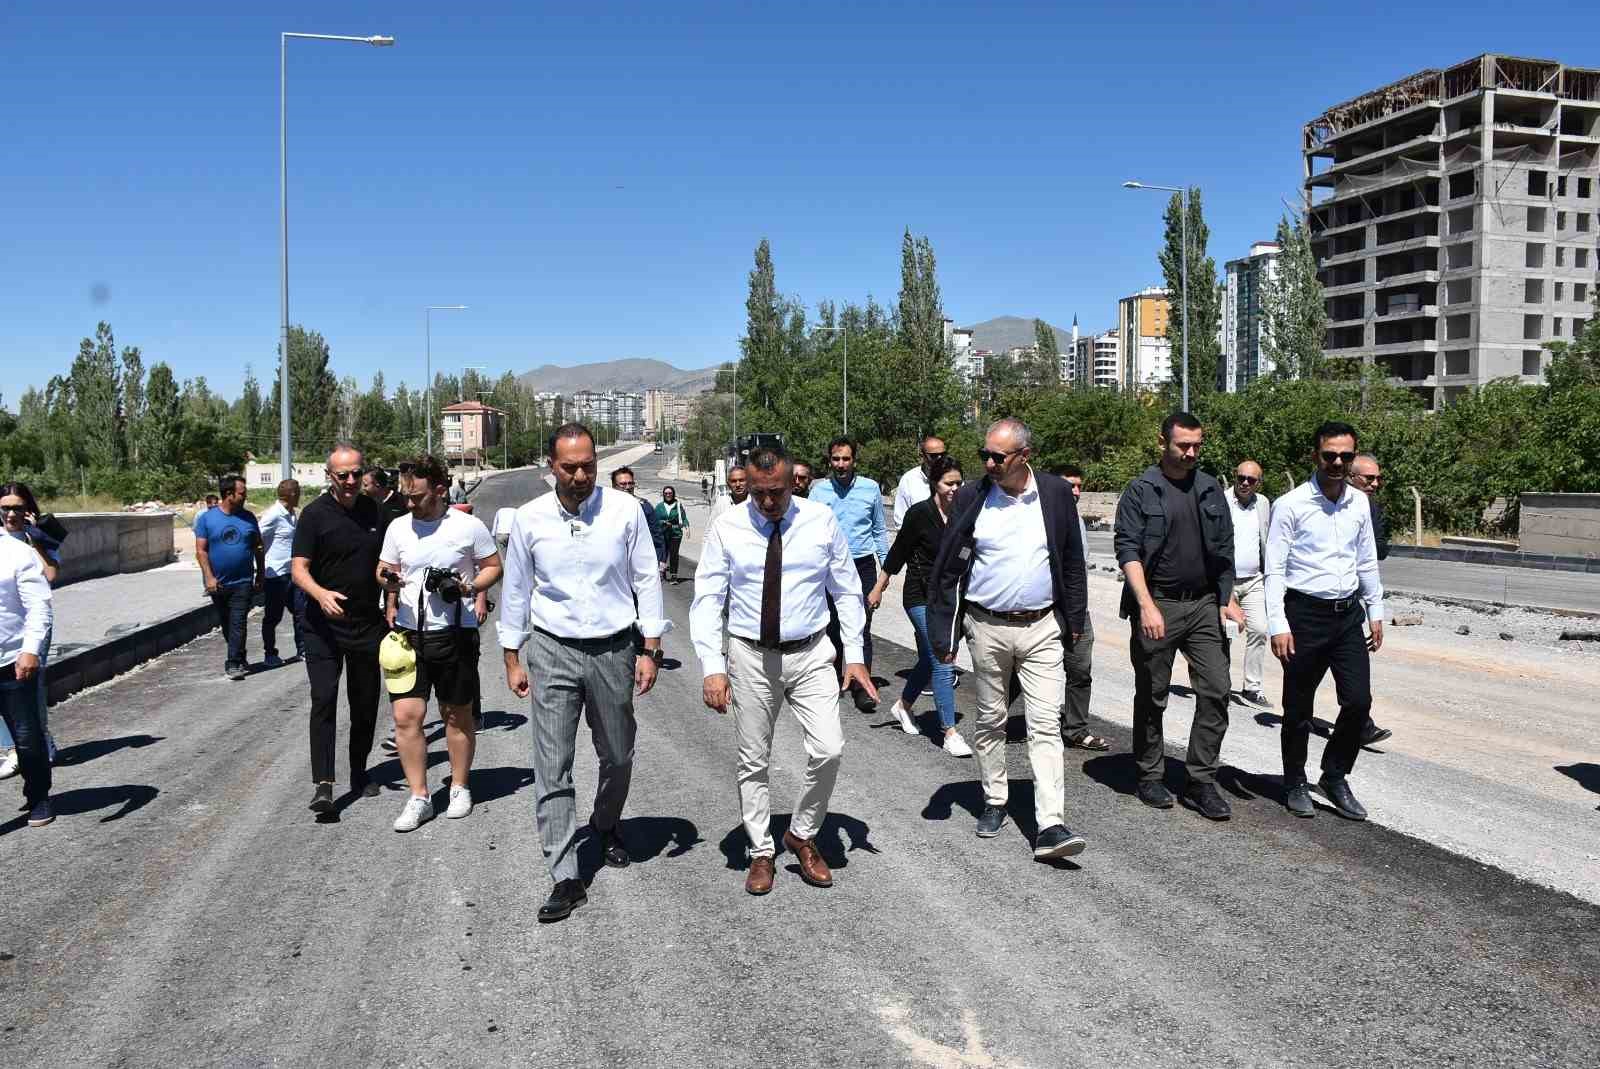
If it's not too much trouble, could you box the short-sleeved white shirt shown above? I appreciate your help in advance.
[379,508,497,630]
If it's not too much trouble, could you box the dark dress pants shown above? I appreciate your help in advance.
[826,554,877,683]
[303,621,381,785]
[211,583,252,668]
[0,671,50,805]
[1061,613,1095,739]
[262,575,305,659]
[1280,594,1372,785]
[1129,594,1231,785]
[664,532,683,579]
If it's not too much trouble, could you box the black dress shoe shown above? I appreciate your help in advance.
[851,687,878,714]
[1136,781,1175,809]
[1361,722,1393,747]
[1033,824,1087,860]
[1285,783,1315,818]
[600,828,631,868]
[1318,775,1368,821]
[974,805,1008,838]
[1181,781,1232,821]
[537,879,588,922]
[308,783,334,813]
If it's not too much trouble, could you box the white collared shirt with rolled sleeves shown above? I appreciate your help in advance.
[965,471,1054,613]
[1264,475,1384,637]
[0,535,53,668]
[496,486,667,650]
[690,496,866,678]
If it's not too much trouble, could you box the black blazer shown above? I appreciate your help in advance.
[926,469,1087,661]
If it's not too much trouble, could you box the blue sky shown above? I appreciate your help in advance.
[3,1,1596,400]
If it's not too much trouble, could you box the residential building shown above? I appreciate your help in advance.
[1304,54,1600,409]
[945,320,981,382]
[245,460,329,490]
[1221,241,1283,392]
[440,401,504,463]
[1086,330,1121,389]
[573,390,645,439]
[1118,287,1174,391]
[532,392,562,420]
[644,389,696,436]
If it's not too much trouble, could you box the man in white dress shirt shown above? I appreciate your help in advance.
[499,423,666,922]
[691,444,876,897]
[892,435,947,529]
[1266,420,1385,823]
[1224,460,1272,710]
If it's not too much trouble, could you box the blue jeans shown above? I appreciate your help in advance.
[211,583,253,669]
[262,575,304,659]
[903,603,957,730]
[0,627,49,753]
[0,669,51,804]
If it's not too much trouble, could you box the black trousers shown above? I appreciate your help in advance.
[210,584,252,669]
[1128,594,1232,784]
[664,532,683,578]
[262,575,305,659]
[1280,593,1372,785]
[1061,613,1095,739]
[303,622,381,785]
[827,554,877,682]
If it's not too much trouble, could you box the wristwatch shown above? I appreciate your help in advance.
[649,648,664,665]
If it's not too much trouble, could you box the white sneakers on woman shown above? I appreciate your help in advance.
[890,700,918,735]
[446,785,473,819]
[942,732,973,758]
[393,795,434,833]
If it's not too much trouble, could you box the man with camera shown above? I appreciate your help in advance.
[377,454,501,833]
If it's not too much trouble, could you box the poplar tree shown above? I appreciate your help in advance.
[1158,188,1222,399]
[1260,214,1328,381]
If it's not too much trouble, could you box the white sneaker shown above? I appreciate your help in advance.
[393,794,434,832]
[446,785,473,819]
[0,749,17,779]
[943,731,973,758]
[890,700,918,735]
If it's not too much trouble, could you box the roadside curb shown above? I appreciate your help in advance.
[1386,543,1600,573]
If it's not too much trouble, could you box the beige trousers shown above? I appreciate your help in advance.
[727,634,844,857]
[963,608,1066,830]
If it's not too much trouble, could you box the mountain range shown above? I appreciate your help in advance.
[961,316,1077,354]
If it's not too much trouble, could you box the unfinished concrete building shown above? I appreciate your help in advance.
[1304,55,1600,409]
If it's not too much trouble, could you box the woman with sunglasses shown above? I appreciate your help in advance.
[866,457,972,757]
[0,482,61,781]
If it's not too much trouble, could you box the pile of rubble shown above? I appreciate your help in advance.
[122,500,199,514]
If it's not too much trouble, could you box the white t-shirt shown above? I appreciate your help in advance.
[379,508,497,630]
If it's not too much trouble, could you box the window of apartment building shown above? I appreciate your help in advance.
[1578,248,1590,269]
[1447,243,1473,269]
[1526,243,1546,268]
[1580,177,1593,198]
[1523,350,1543,376]
[1447,206,1473,235]
[1449,170,1476,198]
[1558,175,1569,197]
[1524,314,1543,340]
[1527,206,1547,233]
[1557,246,1567,267]
[1528,171,1548,197]
[1577,318,1589,337]
[1578,283,1590,303]
[1445,278,1472,304]
[1557,210,1568,232]
[1446,314,1472,340]
[1525,278,1545,303]
[1555,281,1565,302]
[1579,214,1592,233]
[1554,317,1564,337]
[1444,350,1470,376]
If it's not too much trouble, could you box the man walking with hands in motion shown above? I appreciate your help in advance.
[499,423,665,922]
[1267,421,1385,821]
[691,444,876,896]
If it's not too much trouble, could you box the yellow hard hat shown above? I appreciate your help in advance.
[379,630,417,695]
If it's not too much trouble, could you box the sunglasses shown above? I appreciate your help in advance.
[0,504,26,513]
[1320,451,1357,465]
[1235,475,1259,485]
[328,469,362,482]
[404,491,430,504]
[977,447,1022,464]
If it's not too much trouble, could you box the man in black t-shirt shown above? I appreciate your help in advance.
[363,467,410,532]
[1113,412,1242,821]
[293,444,388,815]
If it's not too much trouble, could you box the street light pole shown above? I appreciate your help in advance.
[280,31,393,479]
[813,324,849,434]
[424,304,468,454]
[1123,180,1191,410]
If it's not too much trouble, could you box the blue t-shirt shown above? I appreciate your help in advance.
[194,507,260,587]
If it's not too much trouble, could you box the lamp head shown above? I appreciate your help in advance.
[368,35,396,47]
[1122,181,1142,189]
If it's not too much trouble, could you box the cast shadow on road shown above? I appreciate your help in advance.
[466,765,535,805]
[1081,753,1279,809]
[478,710,529,733]
[715,812,877,873]
[1555,763,1600,810]
[575,816,702,885]
[0,784,159,836]
[53,734,164,767]
[922,779,1080,870]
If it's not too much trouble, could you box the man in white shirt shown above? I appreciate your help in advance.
[1,534,53,827]
[258,479,304,667]
[707,466,748,525]
[892,435,947,529]
[500,422,665,922]
[1224,460,1272,710]
[1265,420,1385,823]
[378,454,501,833]
[691,444,875,897]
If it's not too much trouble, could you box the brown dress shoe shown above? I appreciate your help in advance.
[745,856,775,896]
[782,830,834,888]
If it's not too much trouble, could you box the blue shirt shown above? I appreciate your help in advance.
[810,475,889,562]
[194,507,260,587]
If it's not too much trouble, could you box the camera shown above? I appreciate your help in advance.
[423,567,466,604]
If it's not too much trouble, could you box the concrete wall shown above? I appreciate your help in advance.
[54,512,176,585]
[1519,493,1600,557]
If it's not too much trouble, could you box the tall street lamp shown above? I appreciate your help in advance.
[1124,180,1190,410]
[812,324,849,435]
[424,305,468,454]
[280,31,394,478]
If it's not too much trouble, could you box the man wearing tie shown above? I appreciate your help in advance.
[691,445,877,896]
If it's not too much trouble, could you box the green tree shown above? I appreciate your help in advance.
[70,322,123,467]
[738,238,787,420]
[353,371,395,459]
[235,365,264,450]
[1260,215,1328,381]
[1158,188,1222,401]
[120,346,145,461]
[265,326,338,459]
[140,362,182,464]
[1033,319,1062,385]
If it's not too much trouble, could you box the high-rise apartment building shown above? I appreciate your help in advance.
[1118,287,1173,391]
[573,390,645,439]
[1221,241,1282,392]
[1072,329,1121,389]
[1304,54,1600,409]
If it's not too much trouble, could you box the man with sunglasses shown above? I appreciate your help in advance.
[892,435,947,530]
[1266,421,1385,822]
[1225,460,1273,711]
[292,443,388,814]
[1345,453,1393,746]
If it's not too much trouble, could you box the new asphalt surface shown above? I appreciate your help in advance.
[4,462,1598,1068]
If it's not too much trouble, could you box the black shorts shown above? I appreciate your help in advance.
[391,628,479,707]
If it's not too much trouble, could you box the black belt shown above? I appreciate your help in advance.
[970,602,1054,625]
[1150,586,1212,602]
[736,629,824,654]
[1286,589,1361,614]
[533,625,635,650]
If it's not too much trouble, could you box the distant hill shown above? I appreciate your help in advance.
[517,358,720,396]
[962,316,1076,353]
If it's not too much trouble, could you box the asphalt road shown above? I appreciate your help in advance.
[4,460,1599,1068]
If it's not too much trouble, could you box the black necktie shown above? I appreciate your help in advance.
[760,520,782,647]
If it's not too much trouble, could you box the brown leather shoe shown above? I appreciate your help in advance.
[745,855,775,896]
[782,830,834,888]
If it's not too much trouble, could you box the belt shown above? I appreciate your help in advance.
[1150,586,1212,602]
[1285,589,1361,614]
[970,602,1054,625]
[736,629,824,654]
[533,625,635,650]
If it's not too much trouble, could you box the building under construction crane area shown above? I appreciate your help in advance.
[1303,54,1600,409]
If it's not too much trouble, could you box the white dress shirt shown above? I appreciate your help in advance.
[1264,474,1384,636]
[497,486,667,648]
[690,496,866,677]
[893,466,931,530]
[1225,487,1268,579]
[965,470,1054,612]
[0,535,53,668]
[258,502,297,579]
